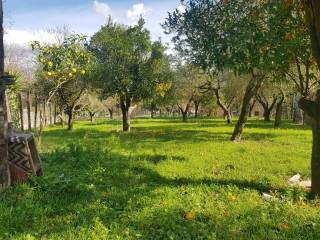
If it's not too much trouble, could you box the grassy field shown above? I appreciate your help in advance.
[1,118,319,239]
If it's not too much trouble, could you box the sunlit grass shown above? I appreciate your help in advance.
[0,118,319,239]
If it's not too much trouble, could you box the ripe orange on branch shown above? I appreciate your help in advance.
[223,0,230,6]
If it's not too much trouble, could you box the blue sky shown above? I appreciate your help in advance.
[3,0,182,46]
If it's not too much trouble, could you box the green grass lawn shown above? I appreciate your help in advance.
[1,118,319,240]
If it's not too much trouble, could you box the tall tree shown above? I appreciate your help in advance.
[56,79,87,130]
[32,34,93,131]
[164,0,299,141]
[255,79,279,122]
[82,92,105,122]
[200,70,243,124]
[172,64,204,121]
[91,19,172,131]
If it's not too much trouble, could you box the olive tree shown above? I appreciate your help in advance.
[164,0,298,141]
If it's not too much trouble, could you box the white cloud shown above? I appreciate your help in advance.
[93,0,113,18]
[126,3,152,22]
[4,29,57,46]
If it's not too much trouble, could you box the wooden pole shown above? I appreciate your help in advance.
[26,90,31,130]
[0,0,11,190]
[34,95,38,128]
[18,92,24,131]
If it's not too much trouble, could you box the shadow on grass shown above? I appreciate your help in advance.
[0,142,290,238]
[245,120,311,131]
[41,123,280,156]
[135,154,187,164]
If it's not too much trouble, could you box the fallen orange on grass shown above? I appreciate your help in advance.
[228,195,237,201]
[184,212,194,221]
[278,223,289,231]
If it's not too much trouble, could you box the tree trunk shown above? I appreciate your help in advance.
[179,104,190,122]
[183,111,188,120]
[182,110,188,122]
[26,91,31,130]
[299,94,320,195]
[18,92,24,131]
[311,120,320,195]
[301,1,320,196]
[303,0,320,68]
[54,104,57,124]
[43,101,47,127]
[120,97,131,132]
[39,104,43,133]
[224,110,232,124]
[121,107,130,131]
[249,99,256,117]
[256,96,277,122]
[60,106,64,127]
[274,97,284,128]
[67,110,73,130]
[0,0,10,190]
[151,110,155,119]
[263,108,271,122]
[194,101,200,118]
[34,97,38,129]
[89,112,95,123]
[231,74,263,142]
[108,108,114,120]
[49,104,52,125]
[0,85,10,189]
[293,96,303,123]
[214,89,232,124]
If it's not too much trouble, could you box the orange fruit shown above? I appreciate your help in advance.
[228,195,236,201]
[223,0,230,5]
[278,223,289,231]
[184,211,194,221]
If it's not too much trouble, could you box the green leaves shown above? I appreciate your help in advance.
[32,34,94,85]
[164,0,310,75]
[91,19,172,103]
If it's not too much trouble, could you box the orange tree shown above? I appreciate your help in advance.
[32,34,94,130]
[91,19,173,131]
